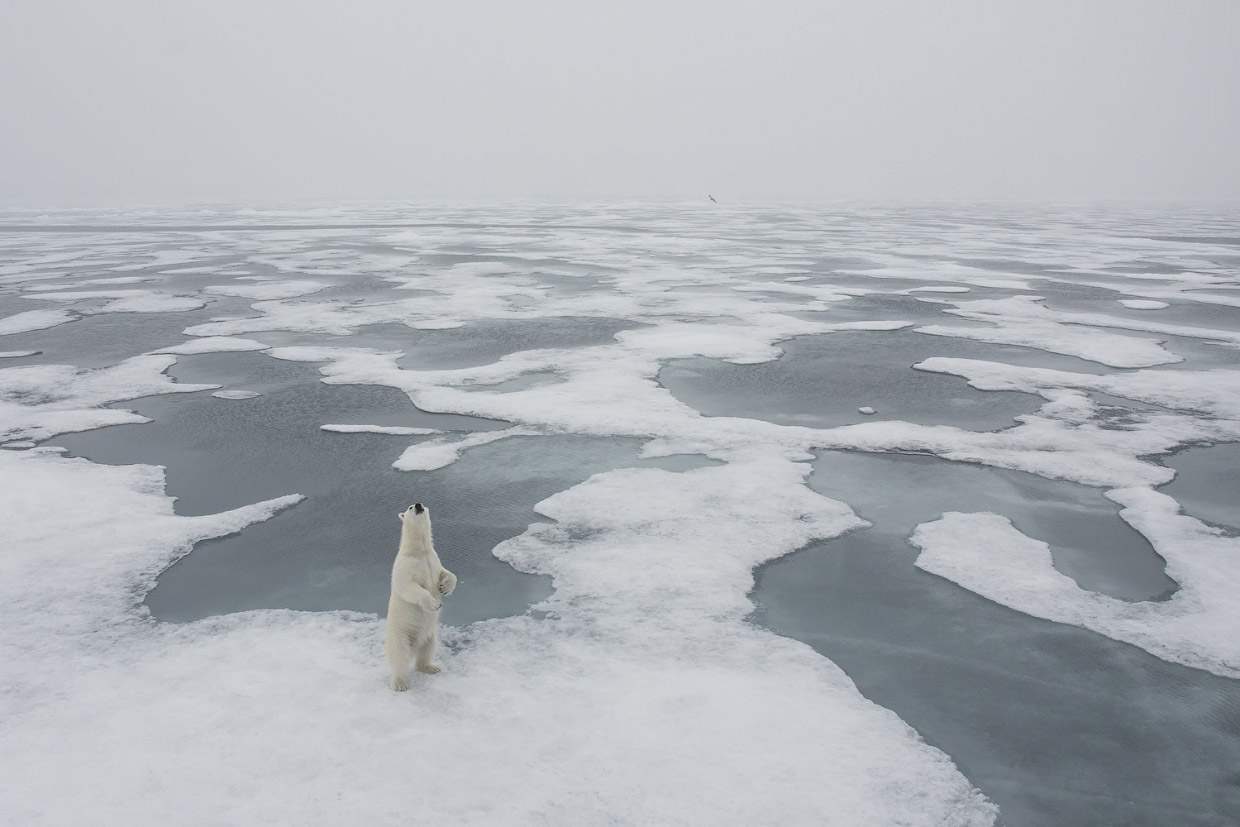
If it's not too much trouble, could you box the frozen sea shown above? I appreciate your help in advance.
[1,202,1239,826]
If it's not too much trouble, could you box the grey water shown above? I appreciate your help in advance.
[659,329,1059,432]
[751,451,1239,827]
[1161,443,1240,533]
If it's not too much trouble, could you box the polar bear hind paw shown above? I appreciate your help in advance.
[417,663,443,675]
[389,674,410,691]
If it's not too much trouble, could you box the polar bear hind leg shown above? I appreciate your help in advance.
[385,632,412,691]
[414,628,442,674]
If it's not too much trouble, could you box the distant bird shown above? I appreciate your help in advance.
[708,194,718,203]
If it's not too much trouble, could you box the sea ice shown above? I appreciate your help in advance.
[912,499,1240,678]
[0,308,76,335]
[6,201,1240,825]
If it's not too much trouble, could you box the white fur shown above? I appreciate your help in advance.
[384,504,457,691]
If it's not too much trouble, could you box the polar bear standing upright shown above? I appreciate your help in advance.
[385,502,457,691]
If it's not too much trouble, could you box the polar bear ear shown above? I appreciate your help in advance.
[397,510,405,520]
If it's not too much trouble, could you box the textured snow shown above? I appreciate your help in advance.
[156,336,269,355]
[0,355,217,441]
[0,308,76,335]
[916,296,1184,367]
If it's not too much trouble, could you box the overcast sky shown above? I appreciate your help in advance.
[1,0,1237,206]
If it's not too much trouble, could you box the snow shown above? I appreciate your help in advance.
[916,296,1184,367]
[0,351,38,359]
[211,390,261,400]
[155,337,269,355]
[0,355,217,441]
[393,427,538,471]
[0,308,76,335]
[1119,299,1170,310]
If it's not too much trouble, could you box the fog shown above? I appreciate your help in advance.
[1,0,1237,206]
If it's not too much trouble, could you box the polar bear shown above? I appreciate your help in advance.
[385,502,457,691]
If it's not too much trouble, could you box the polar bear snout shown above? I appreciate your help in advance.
[399,503,430,521]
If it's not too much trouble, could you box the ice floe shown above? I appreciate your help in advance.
[0,308,76,335]
[205,279,330,299]
[912,498,1240,679]
[321,423,440,436]
[0,355,217,441]
[155,336,269,355]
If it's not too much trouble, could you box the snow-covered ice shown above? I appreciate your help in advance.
[2,202,1239,825]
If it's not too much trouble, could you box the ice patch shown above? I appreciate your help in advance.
[23,290,205,314]
[908,285,972,293]
[917,357,1240,421]
[0,309,76,335]
[205,280,330,299]
[211,390,261,400]
[917,296,1183,368]
[156,337,269,355]
[393,427,537,471]
[321,424,440,435]
[0,351,38,359]
[912,499,1240,678]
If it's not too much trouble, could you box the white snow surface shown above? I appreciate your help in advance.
[0,355,217,441]
[156,336,269,355]
[211,389,261,400]
[0,308,76,335]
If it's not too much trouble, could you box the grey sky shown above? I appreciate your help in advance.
[2,0,1237,206]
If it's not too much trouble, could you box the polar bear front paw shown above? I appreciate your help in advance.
[422,598,442,612]
[417,663,443,675]
[389,674,410,691]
